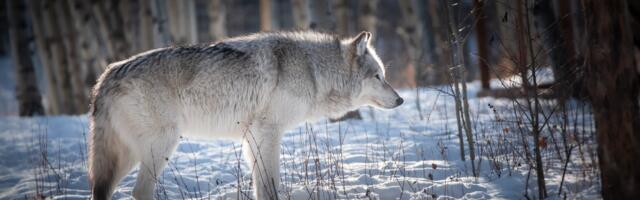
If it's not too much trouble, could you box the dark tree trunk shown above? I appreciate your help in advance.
[0,0,8,56]
[7,0,45,116]
[27,0,63,114]
[583,0,640,199]
[57,0,90,113]
[473,0,490,90]
[556,0,584,98]
[533,0,574,103]
[41,0,77,114]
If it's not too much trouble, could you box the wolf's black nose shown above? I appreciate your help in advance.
[396,98,404,106]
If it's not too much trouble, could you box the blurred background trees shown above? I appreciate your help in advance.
[2,0,640,198]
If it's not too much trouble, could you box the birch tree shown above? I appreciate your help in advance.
[7,0,45,116]
[208,0,227,41]
[260,0,272,31]
[27,0,61,114]
[444,0,476,176]
[290,0,310,29]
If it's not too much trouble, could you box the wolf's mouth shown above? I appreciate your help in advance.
[371,99,393,108]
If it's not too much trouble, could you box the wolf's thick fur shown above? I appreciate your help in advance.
[88,31,402,200]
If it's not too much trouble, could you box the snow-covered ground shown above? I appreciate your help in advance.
[0,77,601,199]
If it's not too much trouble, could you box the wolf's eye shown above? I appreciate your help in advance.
[374,74,381,80]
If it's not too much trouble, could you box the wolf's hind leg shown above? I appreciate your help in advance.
[132,127,179,200]
[89,123,139,200]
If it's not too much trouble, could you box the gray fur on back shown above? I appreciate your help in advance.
[92,31,365,125]
[88,31,399,200]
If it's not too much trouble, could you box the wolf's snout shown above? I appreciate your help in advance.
[395,98,404,106]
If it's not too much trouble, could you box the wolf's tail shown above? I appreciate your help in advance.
[88,110,131,200]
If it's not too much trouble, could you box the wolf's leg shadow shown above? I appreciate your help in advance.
[132,125,180,200]
[242,124,283,200]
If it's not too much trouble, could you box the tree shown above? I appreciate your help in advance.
[444,0,476,177]
[92,0,133,61]
[166,0,197,45]
[40,0,76,114]
[57,0,90,113]
[290,0,310,30]
[473,0,490,90]
[67,0,106,99]
[27,0,62,114]
[358,0,378,36]
[7,0,45,116]
[583,0,640,199]
[333,0,349,36]
[208,0,226,41]
[398,0,425,120]
[533,0,574,103]
[260,0,272,31]
[398,0,425,86]
[309,0,335,31]
[140,0,155,51]
[426,0,451,84]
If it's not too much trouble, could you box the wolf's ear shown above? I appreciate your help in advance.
[353,31,372,56]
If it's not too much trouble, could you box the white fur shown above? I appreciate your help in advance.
[88,31,402,200]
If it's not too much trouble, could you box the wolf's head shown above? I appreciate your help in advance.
[343,31,404,110]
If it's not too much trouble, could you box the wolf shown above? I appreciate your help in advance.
[88,31,403,200]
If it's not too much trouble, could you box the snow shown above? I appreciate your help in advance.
[0,53,600,199]
[0,80,601,199]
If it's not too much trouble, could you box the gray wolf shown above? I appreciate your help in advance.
[88,31,403,200]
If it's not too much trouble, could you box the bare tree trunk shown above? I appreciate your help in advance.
[140,0,155,51]
[208,0,226,41]
[556,0,584,98]
[27,0,61,114]
[7,0,45,116]
[474,0,491,90]
[398,0,425,120]
[92,0,132,61]
[42,0,76,114]
[67,0,105,97]
[583,0,640,199]
[183,0,198,43]
[334,0,349,36]
[445,0,477,176]
[290,0,310,29]
[121,0,141,53]
[398,0,425,86]
[152,0,171,47]
[428,0,451,84]
[309,0,335,31]
[515,0,530,90]
[56,0,89,113]
[533,0,574,103]
[166,0,197,45]
[0,0,8,57]
[358,0,378,35]
[521,0,547,198]
[260,0,272,31]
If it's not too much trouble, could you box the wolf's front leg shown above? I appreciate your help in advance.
[242,125,283,200]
